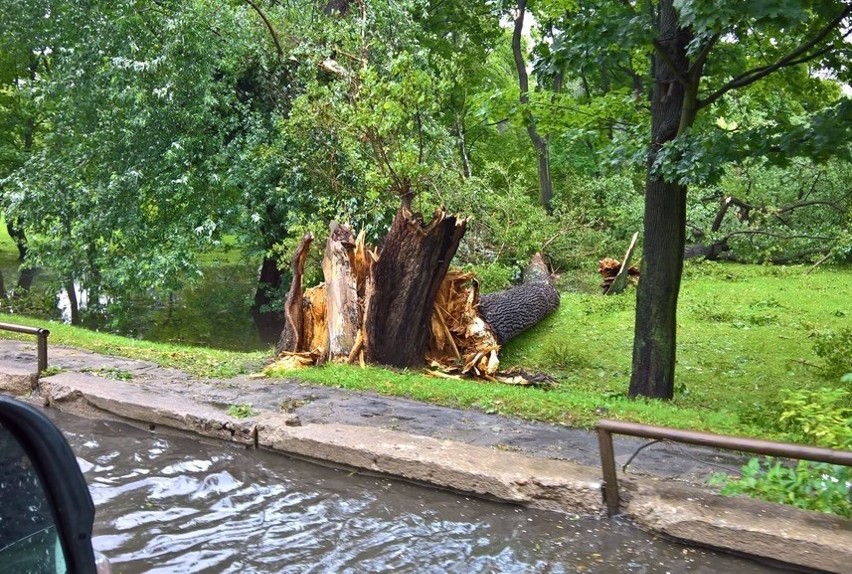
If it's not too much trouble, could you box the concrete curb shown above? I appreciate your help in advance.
[0,360,38,396]
[40,373,260,445]
[4,366,850,572]
[258,421,604,515]
[622,477,852,572]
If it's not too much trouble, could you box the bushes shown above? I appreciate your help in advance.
[710,459,851,518]
[439,166,561,291]
[711,385,852,518]
[777,387,852,448]
[813,327,852,379]
[439,167,644,291]
[548,174,644,272]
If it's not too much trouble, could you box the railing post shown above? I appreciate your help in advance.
[37,329,49,375]
[0,322,50,375]
[597,426,620,516]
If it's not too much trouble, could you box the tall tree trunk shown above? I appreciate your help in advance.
[16,267,37,292]
[66,280,80,325]
[512,0,553,213]
[530,134,553,212]
[454,114,472,179]
[6,218,27,261]
[629,1,692,399]
[6,106,34,263]
[251,256,284,345]
[363,208,466,367]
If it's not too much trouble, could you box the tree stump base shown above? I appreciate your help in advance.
[268,207,560,382]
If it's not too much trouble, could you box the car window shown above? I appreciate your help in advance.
[0,420,68,574]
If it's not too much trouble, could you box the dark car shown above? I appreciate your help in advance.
[0,396,110,574]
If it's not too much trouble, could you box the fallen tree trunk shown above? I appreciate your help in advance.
[684,240,731,261]
[478,254,559,345]
[270,207,559,380]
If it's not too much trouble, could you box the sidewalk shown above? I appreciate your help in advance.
[0,339,849,572]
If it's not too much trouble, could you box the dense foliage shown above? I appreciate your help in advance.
[711,383,852,518]
[0,1,849,395]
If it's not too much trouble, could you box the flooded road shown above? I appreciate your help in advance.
[52,412,783,573]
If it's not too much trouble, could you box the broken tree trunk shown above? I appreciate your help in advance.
[276,233,313,355]
[322,222,361,360]
[606,232,639,295]
[363,208,467,367]
[270,208,559,380]
[478,254,560,345]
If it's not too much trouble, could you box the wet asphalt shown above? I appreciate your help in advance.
[1,339,748,484]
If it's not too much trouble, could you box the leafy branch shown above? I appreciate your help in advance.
[699,5,852,109]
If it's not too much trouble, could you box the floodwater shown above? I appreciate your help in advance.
[0,262,263,351]
[50,412,786,574]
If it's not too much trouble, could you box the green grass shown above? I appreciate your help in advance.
[2,260,849,442]
[0,313,268,378]
[286,261,852,440]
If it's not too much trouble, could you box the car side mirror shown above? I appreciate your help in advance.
[0,396,100,574]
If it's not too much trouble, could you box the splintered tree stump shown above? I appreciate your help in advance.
[363,208,467,368]
[322,222,360,360]
[270,207,559,380]
[606,231,639,295]
[276,232,313,354]
[478,254,559,345]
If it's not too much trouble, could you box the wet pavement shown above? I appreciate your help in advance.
[2,340,745,484]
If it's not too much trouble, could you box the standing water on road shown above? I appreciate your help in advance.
[53,412,781,573]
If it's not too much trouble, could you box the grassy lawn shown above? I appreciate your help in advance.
[287,261,851,441]
[0,259,849,442]
[0,313,268,379]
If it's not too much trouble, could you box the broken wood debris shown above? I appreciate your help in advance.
[266,208,560,387]
[598,232,640,295]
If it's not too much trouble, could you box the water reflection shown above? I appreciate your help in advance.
[48,413,782,574]
[0,263,264,351]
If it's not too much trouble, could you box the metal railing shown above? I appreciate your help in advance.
[0,322,50,374]
[596,419,852,516]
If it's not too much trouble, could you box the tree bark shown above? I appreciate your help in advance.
[629,1,692,400]
[322,222,360,361]
[16,267,37,292]
[251,256,284,345]
[363,208,466,367]
[65,280,79,325]
[454,114,472,179]
[276,233,313,354]
[478,254,559,345]
[683,241,730,260]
